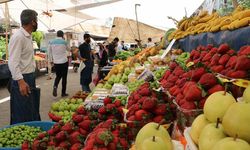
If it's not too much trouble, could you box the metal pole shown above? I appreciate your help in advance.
[135,4,141,42]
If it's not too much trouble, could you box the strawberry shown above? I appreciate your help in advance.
[58,141,71,149]
[198,73,217,88]
[133,93,141,101]
[173,67,185,76]
[182,81,196,94]
[176,94,184,104]
[153,104,167,115]
[169,61,178,70]
[177,78,187,88]
[79,128,88,137]
[180,101,196,110]
[139,88,151,96]
[21,141,30,150]
[162,70,171,80]
[37,132,47,140]
[135,110,149,121]
[207,44,214,50]
[153,115,165,123]
[98,106,106,114]
[55,131,67,142]
[70,143,83,150]
[198,98,206,109]
[200,51,208,60]
[95,130,114,146]
[70,131,83,144]
[72,114,83,123]
[191,67,206,81]
[218,44,230,54]
[103,97,112,105]
[173,88,181,96]
[108,142,116,150]
[78,120,91,131]
[182,72,192,78]
[209,47,218,55]
[184,84,202,101]
[193,50,200,59]
[234,55,250,71]
[210,54,221,66]
[228,70,247,78]
[169,85,178,95]
[83,116,90,120]
[167,74,178,83]
[62,122,75,134]
[202,53,212,62]
[119,138,128,149]
[211,65,224,73]
[238,46,250,56]
[114,100,121,107]
[142,98,157,111]
[227,49,236,55]
[219,54,230,65]
[161,80,175,89]
[106,103,116,112]
[208,84,225,95]
[76,106,86,115]
[225,55,237,68]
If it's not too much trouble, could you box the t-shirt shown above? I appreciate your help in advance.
[79,42,92,61]
[108,43,116,57]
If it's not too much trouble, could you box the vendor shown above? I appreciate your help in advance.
[107,37,119,62]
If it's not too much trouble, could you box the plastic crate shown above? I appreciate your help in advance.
[183,127,198,150]
[0,121,55,150]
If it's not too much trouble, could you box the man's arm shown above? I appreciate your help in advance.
[48,41,53,64]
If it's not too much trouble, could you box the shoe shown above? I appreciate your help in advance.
[47,77,52,80]
[61,93,69,97]
[53,87,57,97]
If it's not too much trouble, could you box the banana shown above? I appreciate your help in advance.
[235,17,250,28]
[238,9,250,20]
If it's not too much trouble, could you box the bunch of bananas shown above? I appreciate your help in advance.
[169,7,250,41]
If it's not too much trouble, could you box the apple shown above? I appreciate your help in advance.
[204,91,236,122]
[139,136,170,150]
[222,102,250,143]
[190,114,210,144]
[198,121,226,150]
[212,137,250,150]
[243,85,250,102]
[135,122,173,150]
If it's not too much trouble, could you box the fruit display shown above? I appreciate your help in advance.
[0,37,6,59]
[72,91,89,100]
[48,98,83,122]
[0,125,42,148]
[153,67,168,80]
[169,7,250,40]
[126,79,145,92]
[114,51,135,61]
[175,52,190,69]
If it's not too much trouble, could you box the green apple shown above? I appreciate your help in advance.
[77,99,82,104]
[51,103,59,111]
[58,111,64,116]
[212,137,250,150]
[222,102,250,143]
[204,91,236,122]
[58,105,65,111]
[135,122,173,150]
[243,85,250,102]
[70,99,76,104]
[190,114,210,144]
[198,122,226,150]
[139,136,171,150]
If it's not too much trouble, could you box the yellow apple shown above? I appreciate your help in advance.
[212,137,250,150]
[204,91,236,122]
[222,102,250,143]
[198,123,226,150]
[243,85,250,102]
[139,136,170,150]
[135,122,173,150]
[190,114,210,144]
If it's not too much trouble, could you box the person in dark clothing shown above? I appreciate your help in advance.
[78,33,94,92]
[107,37,119,62]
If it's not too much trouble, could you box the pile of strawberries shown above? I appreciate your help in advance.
[126,82,176,128]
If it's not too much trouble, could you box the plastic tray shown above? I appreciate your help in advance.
[183,127,198,150]
[0,121,55,150]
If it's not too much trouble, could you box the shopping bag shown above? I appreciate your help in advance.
[78,61,86,73]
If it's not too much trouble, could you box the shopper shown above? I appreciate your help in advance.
[48,30,69,97]
[107,37,119,62]
[118,40,127,51]
[146,37,155,48]
[8,9,41,124]
[78,33,95,92]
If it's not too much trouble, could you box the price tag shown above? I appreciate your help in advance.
[161,39,176,59]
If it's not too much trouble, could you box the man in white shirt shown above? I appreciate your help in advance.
[8,9,41,124]
[146,37,155,48]
[48,30,69,97]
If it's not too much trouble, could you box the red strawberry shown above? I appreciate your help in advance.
[21,141,30,150]
[227,49,236,55]
[182,81,196,94]
[191,67,206,81]
[208,84,225,95]
[58,141,71,149]
[135,110,149,121]
[198,98,206,109]
[78,120,91,131]
[207,44,214,50]
[193,51,200,59]
[70,143,83,150]
[202,53,212,62]
[234,55,250,71]
[62,122,75,134]
[37,132,47,140]
[176,94,184,104]
[176,78,187,88]
[173,67,185,76]
[198,73,217,88]
[180,101,196,110]
[219,54,230,65]
[225,55,237,68]
[95,130,114,146]
[139,88,151,96]
[182,72,192,78]
[133,93,141,101]
[218,44,230,54]
[79,128,88,137]
[169,85,178,95]
[153,104,167,115]
[104,97,112,105]
[228,70,247,78]
[55,131,67,142]
[108,142,116,150]
[153,115,165,123]
[162,70,171,80]
[72,114,83,123]
[167,75,178,83]
[238,46,250,56]
[173,88,181,96]
[169,62,178,70]
[210,54,221,66]
[184,84,202,101]
[200,51,208,59]
[70,131,83,144]
[106,103,116,112]
[142,98,157,111]
[114,100,121,107]
[47,128,55,136]
[211,65,224,73]
[76,106,86,115]
[98,106,106,114]
[119,138,128,149]
[209,47,218,55]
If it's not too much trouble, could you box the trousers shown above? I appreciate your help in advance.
[54,62,68,94]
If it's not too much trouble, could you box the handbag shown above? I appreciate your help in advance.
[78,61,86,73]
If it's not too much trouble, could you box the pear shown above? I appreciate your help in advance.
[135,122,173,150]
[243,85,250,102]
[212,137,250,150]
[139,136,170,150]
[204,91,236,122]
[198,119,226,150]
[222,102,250,143]
[190,114,210,144]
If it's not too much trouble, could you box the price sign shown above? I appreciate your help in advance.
[161,39,176,59]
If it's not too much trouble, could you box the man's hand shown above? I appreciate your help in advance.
[81,58,87,62]
[18,79,30,96]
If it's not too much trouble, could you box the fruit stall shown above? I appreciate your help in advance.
[1,5,250,150]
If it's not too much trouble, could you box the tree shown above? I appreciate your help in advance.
[32,31,44,48]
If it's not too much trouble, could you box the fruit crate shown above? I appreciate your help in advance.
[0,121,55,150]
[173,100,203,132]
[183,127,198,150]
